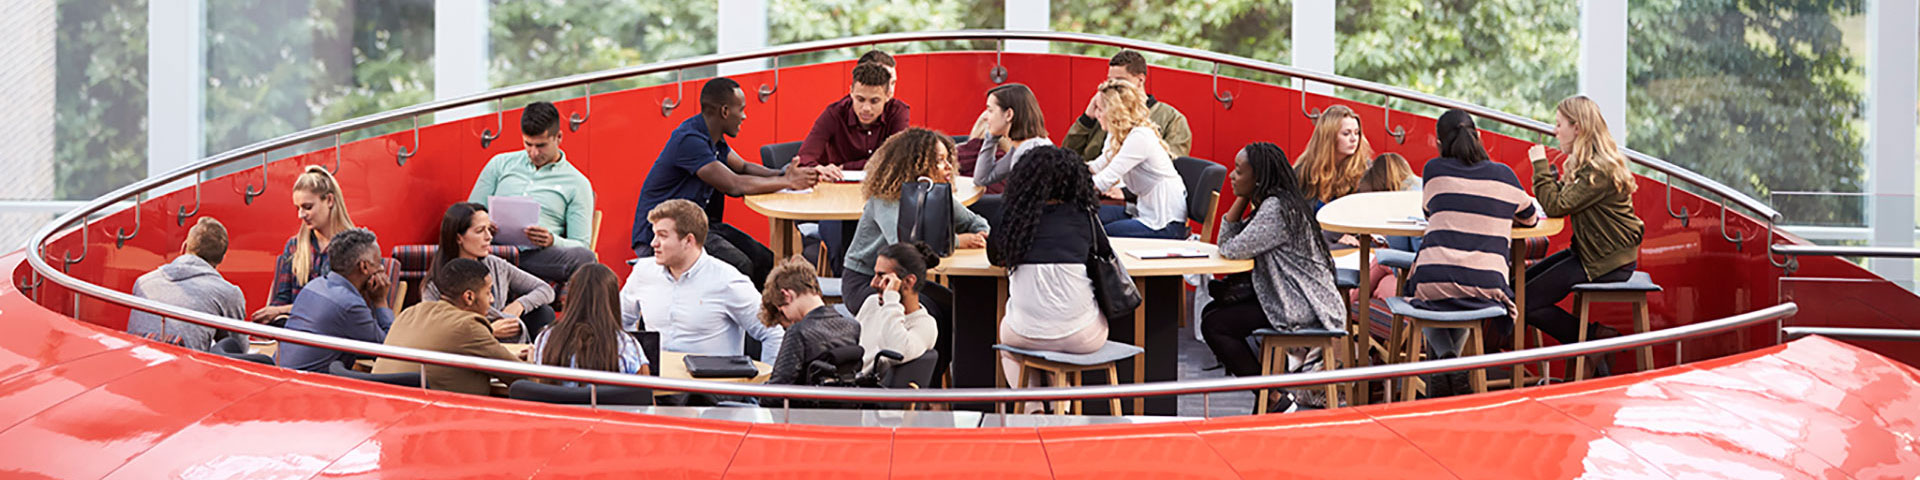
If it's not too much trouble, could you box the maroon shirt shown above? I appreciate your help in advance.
[793,96,911,170]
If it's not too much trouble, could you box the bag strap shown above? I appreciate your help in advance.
[1087,210,1115,259]
[904,177,933,242]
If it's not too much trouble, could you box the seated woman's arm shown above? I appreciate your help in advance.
[1216,197,1294,260]
[497,259,555,316]
[1089,129,1157,192]
[857,290,937,362]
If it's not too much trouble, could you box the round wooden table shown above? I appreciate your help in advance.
[934,237,1252,415]
[1316,191,1563,394]
[744,177,983,259]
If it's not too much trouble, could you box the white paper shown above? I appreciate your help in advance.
[1126,248,1210,260]
[837,170,866,183]
[1333,251,1363,271]
[489,196,543,247]
[776,188,814,195]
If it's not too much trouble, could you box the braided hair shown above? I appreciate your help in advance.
[988,146,1099,267]
[1244,142,1336,277]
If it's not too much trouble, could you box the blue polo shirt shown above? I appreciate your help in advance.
[632,116,731,249]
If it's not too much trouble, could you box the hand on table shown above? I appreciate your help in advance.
[784,165,821,190]
[957,232,988,249]
[816,164,845,182]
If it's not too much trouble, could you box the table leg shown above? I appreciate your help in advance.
[1112,276,1179,416]
[949,274,1002,412]
[768,218,790,259]
[1354,243,1373,405]
[1510,239,1527,389]
[1132,275,1148,415]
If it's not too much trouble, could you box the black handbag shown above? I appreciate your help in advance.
[1207,272,1258,307]
[1087,212,1143,318]
[897,177,955,256]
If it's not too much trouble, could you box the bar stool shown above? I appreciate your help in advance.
[1571,271,1661,381]
[1252,328,1348,413]
[1383,297,1506,401]
[994,342,1144,415]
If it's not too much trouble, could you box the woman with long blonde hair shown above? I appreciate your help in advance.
[251,165,357,323]
[1522,95,1645,376]
[1294,105,1375,206]
[1089,79,1188,239]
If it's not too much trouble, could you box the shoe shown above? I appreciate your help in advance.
[1586,324,1620,378]
[1264,390,1295,414]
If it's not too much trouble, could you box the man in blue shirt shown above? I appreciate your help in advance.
[277,228,396,372]
[468,101,598,283]
[632,77,818,285]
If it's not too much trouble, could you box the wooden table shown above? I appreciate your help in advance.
[1316,191,1563,394]
[934,237,1253,415]
[745,177,983,259]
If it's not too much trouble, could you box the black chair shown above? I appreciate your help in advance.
[625,330,662,375]
[326,360,424,388]
[508,379,655,406]
[1172,156,1228,242]
[760,141,803,170]
[805,344,867,387]
[214,334,249,355]
[877,349,940,389]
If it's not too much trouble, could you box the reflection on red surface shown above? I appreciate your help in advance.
[5,50,1920,478]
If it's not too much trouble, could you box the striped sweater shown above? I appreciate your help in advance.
[1406,157,1539,313]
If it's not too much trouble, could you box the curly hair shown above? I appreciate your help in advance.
[861,127,956,201]
[988,146,1100,267]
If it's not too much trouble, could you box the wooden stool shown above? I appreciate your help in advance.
[1332,267,1378,405]
[993,342,1144,415]
[1384,298,1505,402]
[1252,328,1348,413]
[1571,271,1661,381]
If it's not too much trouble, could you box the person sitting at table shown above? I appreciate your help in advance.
[841,127,989,316]
[1522,95,1643,375]
[534,263,650,384]
[126,217,246,352]
[1357,152,1421,299]
[1295,105,1376,210]
[1087,79,1188,239]
[761,256,859,386]
[277,228,394,372]
[632,77,818,286]
[795,62,911,276]
[988,146,1108,413]
[251,165,356,324]
[373,258,530,395]
[854,242,941,373]
[1403,109,1540,398]
[623,199,785,363]
[971,83,1053,193]
[859,49,897,85]
[467,101,598,283]
[421,202,552,342]
[1063,50,1192,160]
[1199,142,1345,412]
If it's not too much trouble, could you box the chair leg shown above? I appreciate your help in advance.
[1635,299,1655,373]
[1322,339,1339,407]
[1257,338,1274,414]
[1070,369,1084,415]
[1531,328,1547,385]
[1401,324,1426,402]
[1466,326,1488,394]
[1106,366,1122,416]
[1574,294,1593,381]
[1013,362,1030,414]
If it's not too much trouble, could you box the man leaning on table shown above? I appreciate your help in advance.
[623,199,785,364]
[374,258,529,395]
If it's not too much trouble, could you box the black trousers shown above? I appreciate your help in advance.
[1200,301,1270,378]
[1524,249,1635,344]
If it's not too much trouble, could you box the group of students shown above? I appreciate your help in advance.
[123,48,1643,413]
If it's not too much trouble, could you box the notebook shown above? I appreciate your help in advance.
[683,354,759,378]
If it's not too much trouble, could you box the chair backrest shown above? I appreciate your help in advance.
[390,245,520,282]
[507,379,655,406]
[805,343,867,386]
[880,350,939,389]
[760,141,803,170]
[626,330,662,376]
[1171,156,1227,225]
[327,360,424,388]
[590,209,603,251]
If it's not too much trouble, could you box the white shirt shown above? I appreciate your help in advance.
[1004,264,1101,340]
[854,290,938,371]
[1090,126,1187,229]
[620,253,785,362]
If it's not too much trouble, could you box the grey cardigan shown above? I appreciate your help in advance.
[843,193,990,276]
[972,136,1053,187]
[1217,197,1346,333]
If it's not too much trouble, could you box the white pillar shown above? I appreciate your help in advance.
[1003,0,1050,53]
[1578,0,1629,144]
[718,0,768,76]
[1291,0,1334,95]
[1867,0,1917,288]
[148,0,205,181]
[435,0,490,121]
[0,0,57,249]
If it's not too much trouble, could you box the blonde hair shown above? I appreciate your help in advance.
[1295,105,1375,202]
[862,128,956,201]
[1096,79,1171,156]
[1555,95,1637,195]
[289,165,355,285]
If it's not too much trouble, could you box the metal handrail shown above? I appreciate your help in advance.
[22,30,1796,405]
[1771,244,1920,259]
[1783,326,1920,342]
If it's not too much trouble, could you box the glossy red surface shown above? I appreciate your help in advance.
[5,52,1920,478]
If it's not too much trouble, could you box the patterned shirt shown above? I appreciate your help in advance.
[268,230,329,307]
[1406,157,1539,313]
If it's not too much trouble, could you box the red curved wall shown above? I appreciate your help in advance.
[13,51,1914,367]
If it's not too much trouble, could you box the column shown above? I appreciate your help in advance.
[1004,0,1050,53]
[148,0,206,182]
[1291,0,1334,95]
[718,0,768,76]
[1867,0,1918,287]
[435,0,490,121]
[0,0,57,249]
[1578,0,1629,144]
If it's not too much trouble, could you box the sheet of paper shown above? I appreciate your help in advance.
[837,170,866,183]
[489,195,543,247]
[776,188,813,195]
[1126,248,1210,260]
[1333,251,1363,271]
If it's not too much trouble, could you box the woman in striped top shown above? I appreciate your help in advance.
[1404,109,1539,368]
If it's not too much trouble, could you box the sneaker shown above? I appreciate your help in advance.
[1264,390,1295,414]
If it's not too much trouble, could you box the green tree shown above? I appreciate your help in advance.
[54,0,148,200]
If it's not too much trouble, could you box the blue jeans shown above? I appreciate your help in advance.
[1098,205,1188,239]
